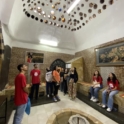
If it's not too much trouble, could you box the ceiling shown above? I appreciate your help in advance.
[0,0,122,50]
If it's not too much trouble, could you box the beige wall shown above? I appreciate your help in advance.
[8,47,74,85]
[75,37,124,91]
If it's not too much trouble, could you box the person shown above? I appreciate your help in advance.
[66,68,71,91]
[13,64,29,124]
[52,66,60,102]
[27,56,32,63]
[101,73,119,112]
[29,64,41,100]
[27,53,32,63]
[45,67,53,97]
[60,68,64,92]
[90,70,103,102]
[63,68,68,95]
[68,67,78,100]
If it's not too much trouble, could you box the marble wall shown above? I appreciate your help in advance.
[75,37,124,91]
[8,47,74,85]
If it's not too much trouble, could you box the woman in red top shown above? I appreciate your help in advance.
[102,73,119,112]
[90,70,103,102]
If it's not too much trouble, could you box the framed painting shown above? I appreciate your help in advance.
[25,52,44,63]
[95,42,124,66]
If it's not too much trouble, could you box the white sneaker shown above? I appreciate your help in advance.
[107,108,111,112]
[102,105,106,108]
[93,98,98,102]
[53,97,57,102]
[90,97,94,101]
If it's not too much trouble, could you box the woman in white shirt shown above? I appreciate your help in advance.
[45,67,53,97]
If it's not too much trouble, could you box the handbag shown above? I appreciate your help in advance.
[94,84,100,88]
[25,97,31,115]
[93,81,100,88]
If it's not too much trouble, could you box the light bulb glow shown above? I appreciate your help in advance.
[40,39,58,46]
[67,0,80,14]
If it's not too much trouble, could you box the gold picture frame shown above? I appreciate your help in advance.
[95,42,124,66]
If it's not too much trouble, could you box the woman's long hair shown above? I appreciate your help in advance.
[93,70,101,80]
[74,67,78,82]
[93,70,101,77]
[74,67,77,75]
[107,73,118,84]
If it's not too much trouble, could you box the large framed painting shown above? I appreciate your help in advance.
[25,52,44,63]
[95,42,124,66]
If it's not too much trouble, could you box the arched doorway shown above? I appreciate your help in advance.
[50,59,66,70]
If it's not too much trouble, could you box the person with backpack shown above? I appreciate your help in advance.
[45,67,53,97]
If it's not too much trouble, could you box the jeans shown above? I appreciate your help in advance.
[13,103,27,124]
[90,84,103,99]
[102,89,119,110]
[46,82,53,95]
[29,83,39,100]
[53,81,60,96]
[60,81,64,92]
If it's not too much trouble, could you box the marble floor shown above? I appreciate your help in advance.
[8,91,118,124]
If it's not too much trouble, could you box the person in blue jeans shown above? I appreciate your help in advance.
[102,73,119,112]
[90,70,103,102]
[13,64,29,124]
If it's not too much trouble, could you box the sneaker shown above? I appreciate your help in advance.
[90,97,94,101]
[102,105,106,108]
[56,96,60,100]
[93,98,98,102]
[53,97,57,102]
[106,108,111,112]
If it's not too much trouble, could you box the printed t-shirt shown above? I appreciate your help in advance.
[30,69,41,84]
[107,80,119,90]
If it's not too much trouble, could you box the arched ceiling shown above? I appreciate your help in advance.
[0,0,122,51]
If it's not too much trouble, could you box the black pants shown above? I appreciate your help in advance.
[63,80,67,94]
[46,82,53,95]
[29,83,39,100]
[53,82,60,96]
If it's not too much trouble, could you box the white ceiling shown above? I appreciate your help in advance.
[0,0,124,52]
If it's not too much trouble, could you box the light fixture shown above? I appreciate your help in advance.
[48,15,51,18]
[51,10,54,14]
[40,39,58,46]
[34,7,37,13]
[66,63,71,68]
[67,0,80,14]
[42,11,45,15]
[37,7,42,13]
